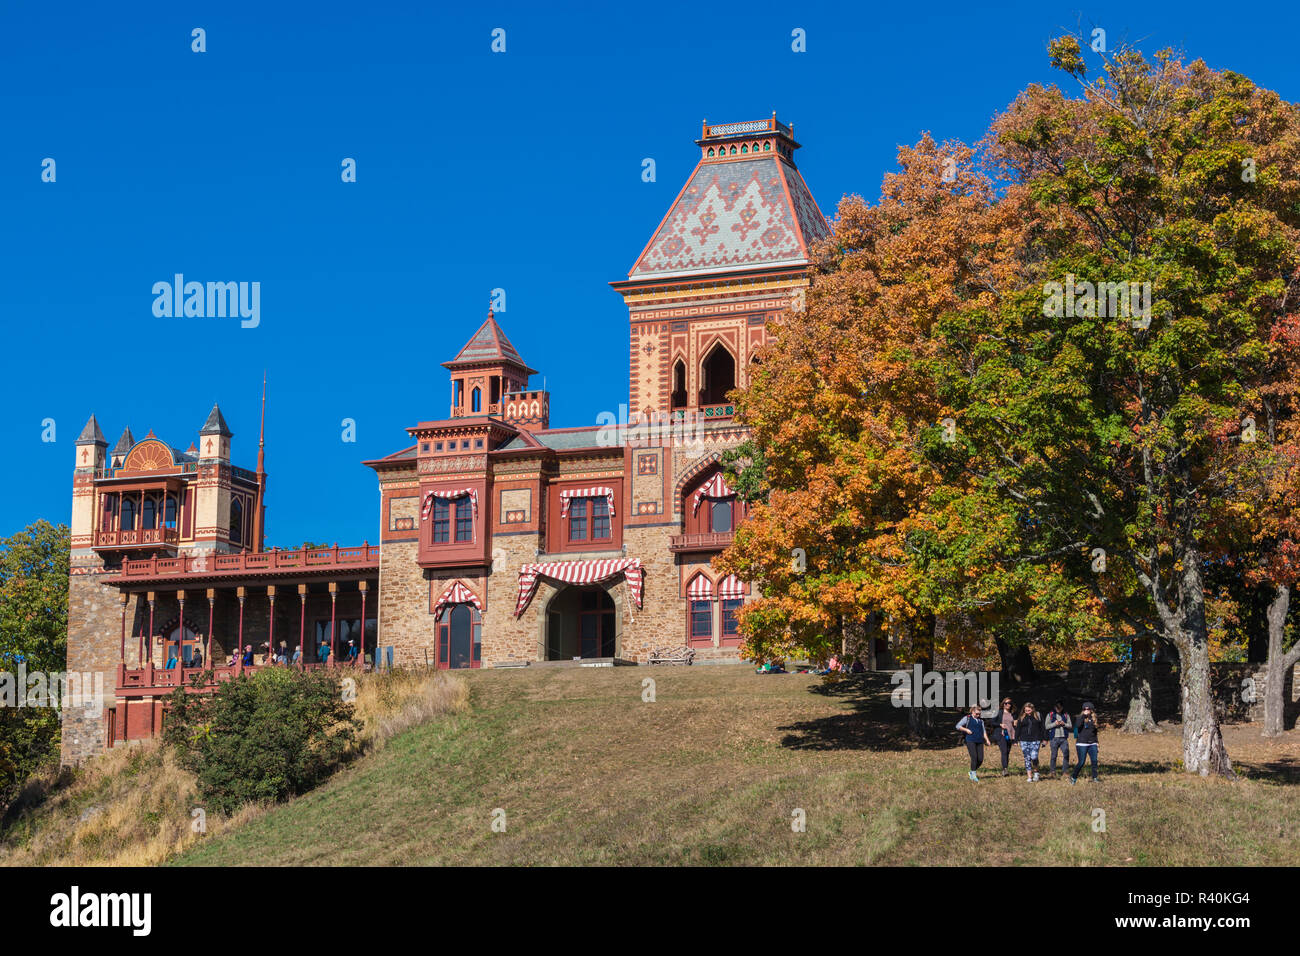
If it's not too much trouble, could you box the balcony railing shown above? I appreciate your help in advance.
[669,532,734,554]
[669,404,736,422]
[116,660,365,695]
[117,544,381,579]
[95,527,179,549]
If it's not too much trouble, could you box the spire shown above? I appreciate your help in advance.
[200,403,232,437]
[253,372,267,554]
[76,414,106,445]
[112,427,135,457]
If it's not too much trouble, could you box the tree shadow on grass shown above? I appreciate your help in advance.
[780,675,963,752]
[1234,756,1300,785]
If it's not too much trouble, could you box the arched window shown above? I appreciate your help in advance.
[707,147,715,157]
[230,498,244,545]
[671,359,687,410]
[121,497,136,531]
[729,145,737,155]
[709,498,733,533]
[699,343,736,406]
[471,387,482,413]
[741,144,748,154]
[763,142,771,151]
[142,495,158,530]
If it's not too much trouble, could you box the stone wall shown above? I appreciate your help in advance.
[62,570,126,763]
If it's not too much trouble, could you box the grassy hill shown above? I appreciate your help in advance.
[172,666,1300,867]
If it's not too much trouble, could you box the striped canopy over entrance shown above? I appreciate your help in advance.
[514,557,644,617]
[433,580,482,618]
[421,487,479,520]
[559,487,616,518]
[691,472,735,515]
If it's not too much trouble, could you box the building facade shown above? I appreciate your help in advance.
[60,116,830,762]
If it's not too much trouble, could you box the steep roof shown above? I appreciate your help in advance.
[76,414,106,444]
[443,314,537,375]
[200,403,232,436]
[628,122,831,280]
[112,427,136,457]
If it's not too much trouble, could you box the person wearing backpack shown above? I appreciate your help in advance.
[1069,702,1101,784]
[1014,702,1044,782]
[955,704,993,782]
[1044,701,1072,778]
[995,697,1016,775]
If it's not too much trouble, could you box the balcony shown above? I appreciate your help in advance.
[94,527,179,550]
[115,544,381,582]
[669,531,734,554]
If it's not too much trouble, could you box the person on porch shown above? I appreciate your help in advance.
[346,640,357,662]
[242,644,254,667]
[291,643,302,664]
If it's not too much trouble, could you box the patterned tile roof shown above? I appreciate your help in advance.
[443,314,537,374]
[629,156,831,279]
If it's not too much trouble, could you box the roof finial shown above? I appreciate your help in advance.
[488,293,494,320]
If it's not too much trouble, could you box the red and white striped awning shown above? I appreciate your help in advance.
[686,574,714,599]
[421,487,479,520]
[434,581,482,618]
[514,557,643,617]
[718,574,746,599]
[691,472,735,515]
[559,487,616,518]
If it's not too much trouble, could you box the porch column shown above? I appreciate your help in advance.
[177,590,186,669]
[267,585,277,663]
[236,586,246,676]
[146,591,156,664]
[206,588,215,667]
[298,584,308,669]
[328,582,338,666]
[358,580,368,670]
[119,592,128,663]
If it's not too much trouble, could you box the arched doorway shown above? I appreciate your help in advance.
[437,604,482,669]
[545,586,617,660]
[699,343,735,406]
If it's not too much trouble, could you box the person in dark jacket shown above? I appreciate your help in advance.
[955,705,993,781]
[1069,701,1101,783]
[1044,701,1072,776]
[1015,702,1044,781]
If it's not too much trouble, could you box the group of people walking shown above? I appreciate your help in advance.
[956,697,1101,784]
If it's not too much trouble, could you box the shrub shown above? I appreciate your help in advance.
[163,667,359,813]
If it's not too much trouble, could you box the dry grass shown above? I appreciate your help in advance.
[0,668,468,866]
[352,669,470,750]
[175,667,1300,867]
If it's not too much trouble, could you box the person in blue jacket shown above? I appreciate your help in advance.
[955,704,993,781]
[1069,701,1102,783]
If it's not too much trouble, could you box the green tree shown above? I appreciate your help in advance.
[0,521,70,806]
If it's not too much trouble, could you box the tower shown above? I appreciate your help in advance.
[611,116,830,420]
[443,308,549,431]
[194,403,236,553]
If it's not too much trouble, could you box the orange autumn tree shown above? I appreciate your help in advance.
[714,137,1102,675]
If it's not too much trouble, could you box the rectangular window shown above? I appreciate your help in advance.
[454,497,473,542]
[690,600,713,641]
[591,496,611,540]
[569,498,588,541]
[432,497,450,543]
[721,598,743,638]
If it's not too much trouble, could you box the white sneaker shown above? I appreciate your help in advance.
[1033,772,1040,782]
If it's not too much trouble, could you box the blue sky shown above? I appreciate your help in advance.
[2,0,1297,547]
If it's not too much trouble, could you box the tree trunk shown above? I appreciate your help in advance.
[994,637,1035,686]
[1122,635,1158,733]
[1172,548,1234,777]
[1262,584,1300,737]
[908,616,938,738]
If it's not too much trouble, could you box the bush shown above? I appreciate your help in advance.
[163,668,360,813]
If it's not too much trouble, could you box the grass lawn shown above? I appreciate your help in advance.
[174,666,1300,866]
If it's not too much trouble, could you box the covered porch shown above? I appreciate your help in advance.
[106,544,380,745]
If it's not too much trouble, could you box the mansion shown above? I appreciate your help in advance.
[62,116,832,762]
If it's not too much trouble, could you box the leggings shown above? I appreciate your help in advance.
[996,736,1013,769]
[965,740,985,771]
[1019,740,1041,772]
[1071,743,1099,779]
